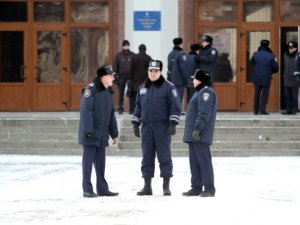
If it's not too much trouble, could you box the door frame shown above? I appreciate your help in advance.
[238,25,279,112]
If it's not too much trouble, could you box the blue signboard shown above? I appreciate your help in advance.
[134,11,161,31]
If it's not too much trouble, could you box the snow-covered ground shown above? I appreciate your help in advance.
[0,155,299,225]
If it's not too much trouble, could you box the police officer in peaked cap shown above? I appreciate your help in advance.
[131,59,181,196]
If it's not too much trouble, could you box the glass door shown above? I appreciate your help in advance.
[32,28,67,110]
[0,29,29,110]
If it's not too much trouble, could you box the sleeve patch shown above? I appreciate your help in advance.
[84,89,91,97]
[172,89,178,98]
[203,92,210,101]
[211,49,217,55]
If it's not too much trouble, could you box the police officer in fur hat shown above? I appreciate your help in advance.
[250,39,278,115]
[79,65,119,198]
[282,41,299,115]
[195,34,218,82]
[131,60,181,196]
[182,69,217,197]
[167,37,187,109]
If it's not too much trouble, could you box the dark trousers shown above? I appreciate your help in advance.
[187,87,194,104]
[188,142,215,192]
[253,85,270,113]
[141,123,173,178]
[129,90,137,114]
[284,86,299,113]
[117,78,127,112]
[175,85,184,105]
[82,145,108,193]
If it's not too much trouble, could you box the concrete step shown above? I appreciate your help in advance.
[1,112,300,156]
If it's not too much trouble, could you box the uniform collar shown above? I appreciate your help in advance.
[145,75,165,88]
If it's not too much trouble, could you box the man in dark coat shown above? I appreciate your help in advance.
[131,60,181,196]
[127,44,152,114]
[282,41,299,115]
[196,35,218,82]
[78,65,119,198]
[182,69,217,197]
[167,37,187,105]
[113,40,135,114]
[185,43,201,103]
[250,39,279,115]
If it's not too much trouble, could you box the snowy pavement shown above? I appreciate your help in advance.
[0,155,299,225]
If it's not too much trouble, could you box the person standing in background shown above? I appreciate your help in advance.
[113,40,135,114]
[167,37,187,107]
[127,44,152,114]
[78,65,119,198]
[196,35,218,82]
[185,43,201,103]
[282,41,299,115]
[250,39,279,115]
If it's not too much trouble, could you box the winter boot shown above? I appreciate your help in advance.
[137,177,152,196]
[163,177,171,196]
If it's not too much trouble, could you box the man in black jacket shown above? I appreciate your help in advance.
[113,40,135,114]
[79,65,119,198]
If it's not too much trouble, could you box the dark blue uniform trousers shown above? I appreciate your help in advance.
[253,85,270,113]
[82,145,108,193]
[188,142,215,192]
[284,86,299,113]
[141,123,173,178]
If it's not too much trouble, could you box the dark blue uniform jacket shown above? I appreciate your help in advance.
[196,44,218,79]
[167,46,187,85]
[183,83,217,145]
[78,81,118,148]
[131,76,181,126]
[250,47,279,86]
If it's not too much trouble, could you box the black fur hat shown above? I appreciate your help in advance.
[96,65,115,77]
[260,39,270,47]
[193,69,211,83]
[173,37,183,46]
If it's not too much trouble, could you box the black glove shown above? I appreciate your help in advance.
[192,130,200,141]
[168,124,176,135]
[133,125,140,137]
[85,133,93,139]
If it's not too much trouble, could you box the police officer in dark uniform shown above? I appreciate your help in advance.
[250,39,279,115]
[78,65,119,198]
[196,35,218,82]
[131,60,181,196]
[282,41,299,115]
[185,43,201,103]
[182,69,217,197]
[167,37,187,104]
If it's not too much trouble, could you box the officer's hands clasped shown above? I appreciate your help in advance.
[133,125,140,137]
[192,130,200,141]
[168,124,176,135]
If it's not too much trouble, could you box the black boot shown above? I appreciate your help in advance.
[163,177,171,196]
[137,177,152,196]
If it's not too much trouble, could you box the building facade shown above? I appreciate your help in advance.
[0,0,299,112]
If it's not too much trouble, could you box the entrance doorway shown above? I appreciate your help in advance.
[240,27,279,112]
[279,27,298,110]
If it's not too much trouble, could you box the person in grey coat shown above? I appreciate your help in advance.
[282,41,299,115]
[78,65,119,198]
[182,69,217,197]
